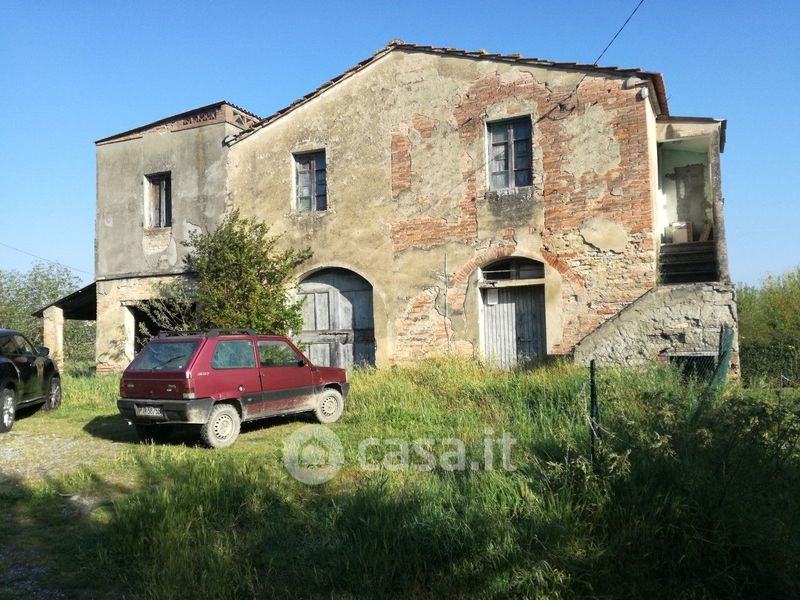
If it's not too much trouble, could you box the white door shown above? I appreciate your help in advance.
[482,286,546,367]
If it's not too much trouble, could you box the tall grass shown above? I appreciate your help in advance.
[84,359,800,598]
[62,373,120,412]
[6,359,799,598]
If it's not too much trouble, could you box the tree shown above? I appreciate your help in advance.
[183,209,312,334]
[738,268,800,346]
[737,267,800,383]
[0,262,95,370]
[133,280,198,345]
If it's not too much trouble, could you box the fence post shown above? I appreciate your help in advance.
[709,325,734,393]
[590,359,600,467]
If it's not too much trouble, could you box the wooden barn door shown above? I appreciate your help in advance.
[482,285,546,367]
[298,269,375,368]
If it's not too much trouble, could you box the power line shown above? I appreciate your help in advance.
[559,0,648,106]
[0,241,92,276]
[592,0,647,66]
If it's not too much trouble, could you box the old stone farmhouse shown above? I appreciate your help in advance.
[38,41,737,373]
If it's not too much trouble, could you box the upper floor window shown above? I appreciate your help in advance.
[145,172,172,228]
[295,150,327,212]
[488,118,532,190]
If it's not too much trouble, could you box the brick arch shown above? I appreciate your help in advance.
[539,249,585,296]
[446,243,516,313]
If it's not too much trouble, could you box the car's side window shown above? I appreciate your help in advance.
[211,340,256,370]
[0,335,15,357]
[13,335,35,355]
[258,340,303,367]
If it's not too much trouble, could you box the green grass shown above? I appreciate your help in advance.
[2,359,799,598]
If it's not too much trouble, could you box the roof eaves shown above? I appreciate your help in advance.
[96,101,262,145]
[658,115,727,151]
[227,45,396,146]
[228,40,671,146]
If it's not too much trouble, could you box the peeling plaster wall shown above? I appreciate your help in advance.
[96,121,237,278]
[228,50,659,366]
[573,282,739,373]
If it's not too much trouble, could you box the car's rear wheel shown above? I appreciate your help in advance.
[200,404,241,449]
[42,377,61,411]
[135,423,174,444]
[314,388,344,424]
[1,388,16,433]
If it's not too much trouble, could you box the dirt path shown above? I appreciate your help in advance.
[0,430,129,483]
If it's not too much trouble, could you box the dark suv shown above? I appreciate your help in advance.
[117,330,349,448]
[0,328,62,433]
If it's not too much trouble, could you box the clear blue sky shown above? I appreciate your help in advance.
[1,0,797,287]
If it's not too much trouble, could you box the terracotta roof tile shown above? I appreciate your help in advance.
[227,41,668,146]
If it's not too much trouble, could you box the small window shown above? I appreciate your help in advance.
[145,172,172,228]
[211,340,256,370]
[488,118,532,190]
[258,340,303,367]
[482,258,545,281]
[294,151,327,212]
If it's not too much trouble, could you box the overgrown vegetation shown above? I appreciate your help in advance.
[737,267,800,384]
[2,360,799,598]
[184,209,312,334]
[135,210,312,342]
[0,262,94,372]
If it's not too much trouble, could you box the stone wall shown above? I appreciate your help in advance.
[95,104,252,279]
[228,49,662,366]
[95,275,187,374]
[573,282,739,373]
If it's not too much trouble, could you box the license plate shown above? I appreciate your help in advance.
[135,405,163,418]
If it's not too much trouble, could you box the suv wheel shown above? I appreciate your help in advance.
[135,424,174,444]
[314,388,344,424]
[42,377,62,411]
[200,404,241,449]
[1,388,16,433]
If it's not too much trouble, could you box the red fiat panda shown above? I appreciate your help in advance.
[117,329,348,448]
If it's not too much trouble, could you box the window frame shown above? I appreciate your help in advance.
[293,150,327,212]
[487,118,533,191]
[145,171,172,229]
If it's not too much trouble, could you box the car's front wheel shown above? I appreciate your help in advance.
[0,388,16,433]
[42,377,61,411]
[200,404,241,449]
[314,388,344,424]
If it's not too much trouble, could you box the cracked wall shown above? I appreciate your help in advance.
[227,50,660,365]
[96,116,240,279]
[94,105,255,370]
[573,282,739,374]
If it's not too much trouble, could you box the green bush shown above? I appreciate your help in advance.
[738,267,800,384]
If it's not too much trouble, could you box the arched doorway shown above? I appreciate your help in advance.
[479,257,547,367]
[297,268,375,368]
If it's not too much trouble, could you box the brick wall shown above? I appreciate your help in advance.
[389,70,657,359]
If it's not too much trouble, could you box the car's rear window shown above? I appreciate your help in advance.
[128,341,200,371]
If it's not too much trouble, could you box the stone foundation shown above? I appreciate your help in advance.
[573,282,738,374]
